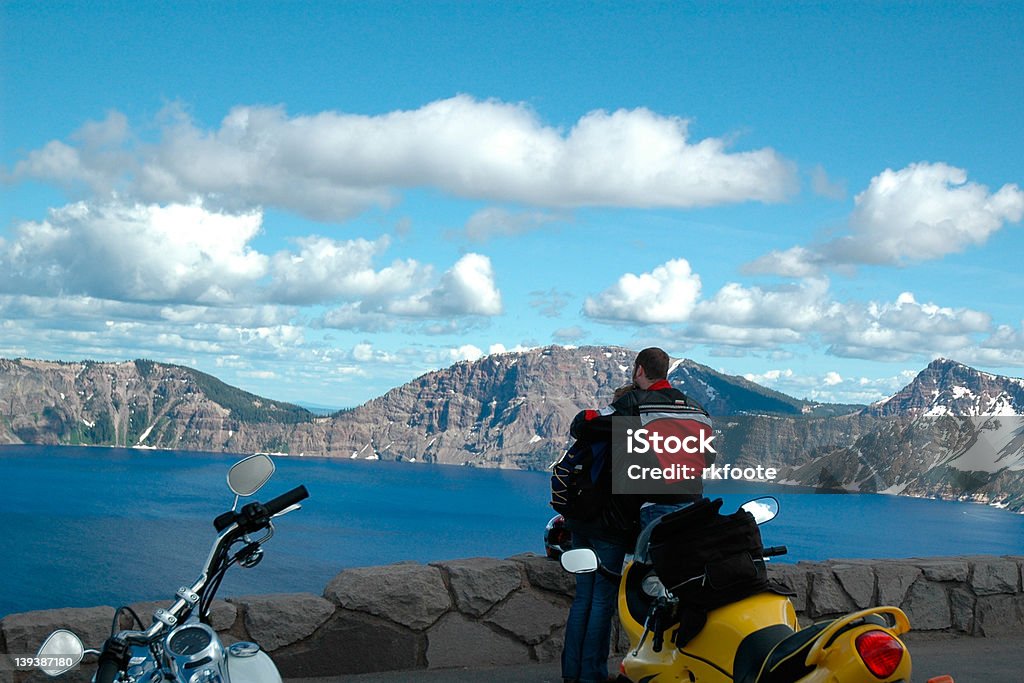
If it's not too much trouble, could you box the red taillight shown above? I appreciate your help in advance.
[855,630,904,678]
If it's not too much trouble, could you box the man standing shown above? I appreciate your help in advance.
[560,348,713,683]
[572,347,714,529]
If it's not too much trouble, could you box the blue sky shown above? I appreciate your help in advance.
[1,2,1022,409]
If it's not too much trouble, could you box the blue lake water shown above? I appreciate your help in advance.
[2,445,1022,618]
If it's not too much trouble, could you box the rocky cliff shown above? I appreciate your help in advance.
[780,359,1024,509]
[0,358,324,453]
[3,350,1024,510]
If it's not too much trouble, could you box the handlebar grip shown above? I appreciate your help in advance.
[763,545,788,557]
[263,485,309,516]
[96,638,128,683]
[96,657,120,683]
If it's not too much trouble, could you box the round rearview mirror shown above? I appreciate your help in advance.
[37,629,84,677]
[560,548,599,574]
[741,496,779,525]
[228,454,276,497]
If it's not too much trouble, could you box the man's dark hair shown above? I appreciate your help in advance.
[635,347,670,380]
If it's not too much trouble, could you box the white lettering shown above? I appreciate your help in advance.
[699,464,779,481]
[625,428,716,454]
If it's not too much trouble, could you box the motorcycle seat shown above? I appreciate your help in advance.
[732,621,832,683]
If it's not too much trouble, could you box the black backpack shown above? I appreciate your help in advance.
[647,497,770,646]
[550,440,610,521]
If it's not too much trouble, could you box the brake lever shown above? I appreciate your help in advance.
[272,503,302,518]
[632,597,666,656]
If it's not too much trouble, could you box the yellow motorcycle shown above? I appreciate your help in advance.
[560,497,955,683]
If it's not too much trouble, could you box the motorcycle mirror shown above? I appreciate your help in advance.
[560,548,599,574]
[37,629,84,677]
[227,454,276,497]
[741,496,780,524]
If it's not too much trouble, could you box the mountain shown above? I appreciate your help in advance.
[780,359,1024,511]
[0,358,322,452]
[2,349,1023,511]
[0,347,859,467]
[317,346,867,470]
[866,358,1024,417]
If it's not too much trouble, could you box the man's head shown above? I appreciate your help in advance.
[632,347,670,389]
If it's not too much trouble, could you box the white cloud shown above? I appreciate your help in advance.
[10,111,133,194]
[835,163,1024,265]
[820,291,992,360]
[11,96,799,221]
[584,258,702,323]
[743,368,795,384]
[743,367,923,405]
[268,235,425,305]
[352,342,374,362]
[451,344,484,362]
[351,342,399,364]
[692,277,830,332]
[744,246,825,278]
[0,198,505,326]
[0,200,268,304]
[389,253,503,317]
[748,163,1024,275]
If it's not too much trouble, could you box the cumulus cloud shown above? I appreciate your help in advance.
[690,279,995,360]
[9,111,134,194]
[321,253,503,329]
[0,200,268,304]
[820,291,993,361]
[388,253,503,317]
[450,344,485,363]
[584,258,702,323]
[268,235,425,305]
[10,96,799,221]
[0,198,505,338]
[748,163,1024,275]
[834,163,1024,265]
[692,277,831,332]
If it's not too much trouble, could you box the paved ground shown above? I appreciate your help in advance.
[287,632,1024,682]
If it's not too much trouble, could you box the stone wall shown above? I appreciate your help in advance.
[2,554,1023,681]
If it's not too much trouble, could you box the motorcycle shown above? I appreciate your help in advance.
[560,497,956,683]
[36,454,309,683]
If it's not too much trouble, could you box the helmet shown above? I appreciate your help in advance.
[544,514,572,559]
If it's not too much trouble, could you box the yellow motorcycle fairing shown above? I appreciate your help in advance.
[792,607,912,683]
[617,559,912,683]
[618,566,798,682]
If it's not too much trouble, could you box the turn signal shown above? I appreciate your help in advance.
[855,630,904,678]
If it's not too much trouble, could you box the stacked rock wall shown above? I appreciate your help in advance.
[2,554,1022,681]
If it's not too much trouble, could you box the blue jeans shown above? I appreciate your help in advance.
[639,502,689,530]
[561,532,628,683]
